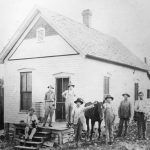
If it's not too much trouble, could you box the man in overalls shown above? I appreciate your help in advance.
[43,85,55,127]
[62,81,76,128]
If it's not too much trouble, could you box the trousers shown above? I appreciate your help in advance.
[74,119,83,142]
[43,102,54,125]
[118,118,129,136]
[65,101,73,123]
[137,112,146,138]
[25,126,36,140]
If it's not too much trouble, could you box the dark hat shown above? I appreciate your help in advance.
[122,93,130,97]
[74,98,84,104]
[68,81,75,87]
[29,107,35,112]
[105,94,114,100]
[47,85,54,89]
[138,92,144,96]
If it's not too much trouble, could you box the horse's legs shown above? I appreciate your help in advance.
[98,120,102,140]
[86,117,90,139]
[90,120,95,141]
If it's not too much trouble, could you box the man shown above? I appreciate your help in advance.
[117,93,132,137]
[62,81,76,128]
[25,108,38,141]
[72,98,95,147]
[43,85,55,127]
[103,95,115,145]
[134,92,146,139]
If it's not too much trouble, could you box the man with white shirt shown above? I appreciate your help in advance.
[134,92,146,140]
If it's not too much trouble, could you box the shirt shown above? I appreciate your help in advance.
[62,90,75,103]
[118,99,132,119]
[45,90,55,102]
[72,104,94,124]
[26,114,38,126]
[104,102,115,123]
[134,100,146,113]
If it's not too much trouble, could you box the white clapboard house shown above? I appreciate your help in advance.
[0,7,150,125]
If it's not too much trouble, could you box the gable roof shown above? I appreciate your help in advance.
[0,7,149,72]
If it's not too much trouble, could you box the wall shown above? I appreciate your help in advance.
[3,54,150,124]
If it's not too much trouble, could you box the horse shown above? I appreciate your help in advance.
[84,101,103,140]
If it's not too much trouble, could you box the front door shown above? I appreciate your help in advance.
[56,77,69,121]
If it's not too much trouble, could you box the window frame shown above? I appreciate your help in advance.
[20,72,32,112]
[36,27,45,42]
[103,76,110,97]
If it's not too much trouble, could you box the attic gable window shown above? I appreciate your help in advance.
[36,27,45,42]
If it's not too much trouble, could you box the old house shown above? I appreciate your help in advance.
[0,7,150,125]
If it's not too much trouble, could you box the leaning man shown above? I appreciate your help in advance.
[134,92,146,140]
[43,85,55,127]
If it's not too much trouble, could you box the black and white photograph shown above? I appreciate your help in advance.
[0,0,150,149]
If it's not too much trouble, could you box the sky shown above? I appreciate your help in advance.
[0,0,150,62]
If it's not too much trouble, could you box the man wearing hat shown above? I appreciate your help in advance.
[103,95,115,145]
[62,81,76,127]
[72,98,95,147]
[117,93,132,137]
[134,92,146,139]
[43,85,55,127]
[25,108,38,141]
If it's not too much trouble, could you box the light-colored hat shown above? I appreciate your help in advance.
[68,81,75,87]
[122,93,130,97]
[47,85,54,89]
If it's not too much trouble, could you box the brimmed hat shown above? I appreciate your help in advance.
[48,85,54,89]
[68,81,75,87]
[138,92,144,96]
[29,107,35,112]
[74,98,83,104]
[105,94,114,100]
[122,93,130,97]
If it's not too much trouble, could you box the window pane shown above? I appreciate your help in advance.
[27,73,32,92]
[21,73,26,92]
[21,92,32,111]
[134,83,139,100]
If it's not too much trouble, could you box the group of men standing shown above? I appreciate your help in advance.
[24,81,147,144]
[117,92,146,140]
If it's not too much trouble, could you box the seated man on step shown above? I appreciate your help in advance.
[25,108,38,141]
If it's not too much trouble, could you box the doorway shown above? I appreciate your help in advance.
[55,77,69,121]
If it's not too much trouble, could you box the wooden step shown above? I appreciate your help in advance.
[36,131,50,135]
[32,136,46,142]
[20,140,42,146]
[14,145,38,150]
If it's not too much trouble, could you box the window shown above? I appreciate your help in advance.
[147,89,150,98]
[20,72,32,111]
[104,76,110,97]
[134,83,139,100]
[36,27,45,42]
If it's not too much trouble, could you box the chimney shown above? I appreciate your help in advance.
[82,9,92,28]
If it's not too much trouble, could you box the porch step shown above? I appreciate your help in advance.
[35,131,51,137]
[14,145,38,150]
[19,140,42,146]
[32,136,46,142]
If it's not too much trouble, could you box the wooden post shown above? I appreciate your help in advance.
[4,123,9,140]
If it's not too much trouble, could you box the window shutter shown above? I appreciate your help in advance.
[134,83,139,101]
